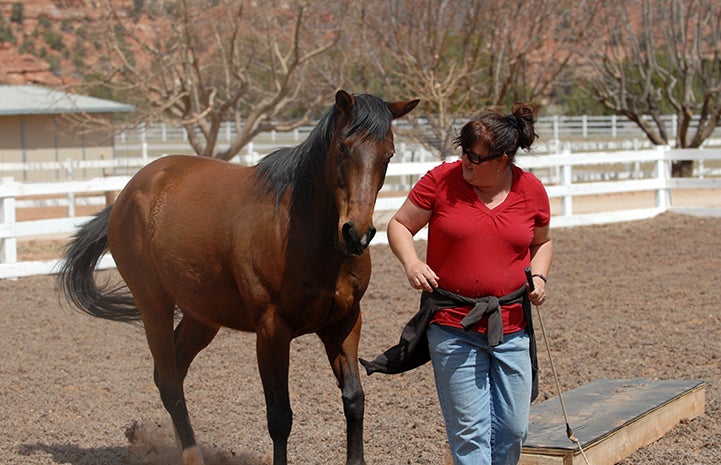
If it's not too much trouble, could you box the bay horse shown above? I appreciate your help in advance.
[58,90,419,465]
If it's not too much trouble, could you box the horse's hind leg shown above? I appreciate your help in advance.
[172,316,219,381]
[168,316,219,464]
[318,309,366,465]
[134,291,206,465]
[256,316,294,465]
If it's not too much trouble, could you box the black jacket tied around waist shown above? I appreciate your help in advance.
[360,284,539,402]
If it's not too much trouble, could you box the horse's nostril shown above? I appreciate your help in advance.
[366,225,376,244]
[342,222,354,243]
[341,222,375,255]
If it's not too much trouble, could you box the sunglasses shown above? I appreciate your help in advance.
[462,148,503,164]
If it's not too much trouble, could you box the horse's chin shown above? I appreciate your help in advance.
[337,235,368,256]
[343,243,368,257]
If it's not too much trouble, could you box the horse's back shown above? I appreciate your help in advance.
[120,155,248,199]
[111,155,256,242]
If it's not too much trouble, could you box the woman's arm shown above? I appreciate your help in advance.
[387,198,438,291]
[529,224,553,306]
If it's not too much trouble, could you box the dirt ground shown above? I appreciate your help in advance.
[2,211,721,465]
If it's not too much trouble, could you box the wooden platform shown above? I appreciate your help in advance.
[520,379,705,465]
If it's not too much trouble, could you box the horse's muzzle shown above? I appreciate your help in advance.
[341,222,376,256]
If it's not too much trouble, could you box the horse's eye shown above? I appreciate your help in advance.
[339,142,349,155]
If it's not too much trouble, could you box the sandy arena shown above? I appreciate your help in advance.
[1,211,720,464]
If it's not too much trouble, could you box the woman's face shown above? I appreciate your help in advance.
[460,141,506,188]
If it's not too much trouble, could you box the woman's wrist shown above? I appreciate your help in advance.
[532,273,547,283]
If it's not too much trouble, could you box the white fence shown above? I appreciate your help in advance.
[108,118,721,170]
[119,115,721,144]
[1,147,720,280]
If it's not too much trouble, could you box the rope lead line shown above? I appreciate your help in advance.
[535,304,591,465]
[524,268,590,464]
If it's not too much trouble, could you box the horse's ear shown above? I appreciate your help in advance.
[388,99,420,120]
[335,90,355,113]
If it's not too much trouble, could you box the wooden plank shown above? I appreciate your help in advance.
[520,379,705,465]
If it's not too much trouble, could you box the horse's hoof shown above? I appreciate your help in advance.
[182,445,205,465]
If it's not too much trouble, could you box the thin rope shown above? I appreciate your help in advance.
[535,303,591,465]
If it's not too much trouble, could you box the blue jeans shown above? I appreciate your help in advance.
[427,324,531,465]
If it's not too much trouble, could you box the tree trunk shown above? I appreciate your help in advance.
[671,160,693,177]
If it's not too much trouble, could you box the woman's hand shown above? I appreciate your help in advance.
[404,259,439,291]
[528,276,546,306]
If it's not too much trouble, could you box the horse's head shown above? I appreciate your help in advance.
[328,90,419,256]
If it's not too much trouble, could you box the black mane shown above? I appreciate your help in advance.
[254,94,394,215]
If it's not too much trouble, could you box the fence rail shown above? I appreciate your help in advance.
[1,147,720,280]
[118,115,721,144]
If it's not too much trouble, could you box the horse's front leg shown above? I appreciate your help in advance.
[256,316,294,465]
[318,306,366,465]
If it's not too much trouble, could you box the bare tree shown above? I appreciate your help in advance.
[351,0,603,158]
[75,0,346,159]
[589,0,721,176]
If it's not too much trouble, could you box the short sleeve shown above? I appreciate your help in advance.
[408,164,443,210]
[530,174,551,227]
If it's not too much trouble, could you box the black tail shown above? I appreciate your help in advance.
[57,204,141,323]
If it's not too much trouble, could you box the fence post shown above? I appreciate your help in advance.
[246,142,254,165]
[65,159,76,218]
[671,115,677,140]
[561,150,573,216]
[655,145,671,210]
[0,177,17,264]
[698,156,705,179]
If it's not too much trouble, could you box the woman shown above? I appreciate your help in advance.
[387,103,552,465]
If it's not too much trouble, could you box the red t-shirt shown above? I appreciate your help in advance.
[408,160,550,334]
